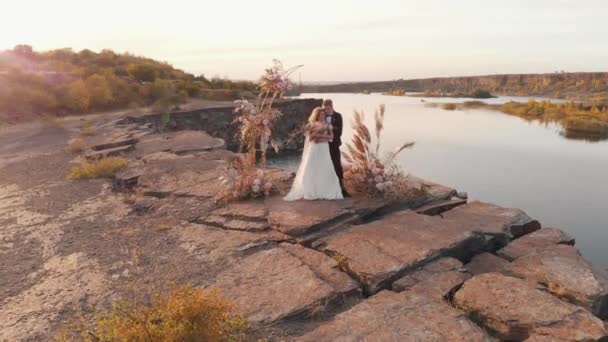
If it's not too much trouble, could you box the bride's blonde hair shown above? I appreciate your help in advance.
[308,107,325,125]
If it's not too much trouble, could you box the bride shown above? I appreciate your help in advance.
[284,107,344,201]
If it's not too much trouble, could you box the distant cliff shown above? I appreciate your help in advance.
[302,72,608,103]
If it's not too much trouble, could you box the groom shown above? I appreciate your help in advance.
[323,99,350,197]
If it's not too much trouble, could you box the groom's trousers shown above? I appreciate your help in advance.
[329,144,345,191]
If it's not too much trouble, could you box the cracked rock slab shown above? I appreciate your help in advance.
[454,273,606,341]
[498,227,575,261]
[210,243,359,324]
[320,210,487,294]
[392,257,470,299]
[442,200,541,239]
[509,244,608,319]
[465,252,511,275]
[298,289,490,341]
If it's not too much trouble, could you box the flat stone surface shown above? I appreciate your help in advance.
[510,244,608,318]
[498,227,575,261]
[465,252,511,275]
[454,273,606,341]
[320,210,486,294]
[210,243,359,324]
[136,130,225,155]
[298,289,490,341]
[266,196,389,237]
[442,200,541,239]
[392,257,470,299]
[133,155,224,198]
[176,223,292,268]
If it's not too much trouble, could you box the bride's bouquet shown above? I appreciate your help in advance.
[306,121,332,142]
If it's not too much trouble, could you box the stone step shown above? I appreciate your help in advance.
[453,273,606,341]
[91,137,138,151]
[84,144,134,160]
[441,200,541,240]
[497,227,575,261]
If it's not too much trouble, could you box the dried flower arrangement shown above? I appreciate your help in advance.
[234,60,302,167]
[219,60,302,201]
[218,155,275,200]
[342,104,417,199]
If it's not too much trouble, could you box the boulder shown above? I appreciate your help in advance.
[465,252,511,275]
[453,273,606,341]
[510,244,608,318]
[392,257,470,299]
[298,289,490,341]
[319,210,487,294]
[497,227,575,261]
[442,200,541,241]
[210,243,359,324]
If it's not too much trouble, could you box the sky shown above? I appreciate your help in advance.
[2,0,607,82]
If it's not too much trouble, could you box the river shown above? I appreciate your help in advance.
[271,93,608,265]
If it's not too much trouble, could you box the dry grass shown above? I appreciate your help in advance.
[155,223,173,232]
[69,157,128,179]
[58,286,248,342]
[80,127,97,137]
[79,117,96,130]
[66,138,85,155]
[40,114,63,128]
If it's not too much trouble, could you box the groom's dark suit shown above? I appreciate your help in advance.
[328,112,348,196]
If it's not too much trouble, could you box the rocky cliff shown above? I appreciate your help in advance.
[117,98,322,152]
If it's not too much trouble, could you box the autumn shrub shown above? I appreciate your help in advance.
[67,138,85,155]
[69,157,128,179]
[441,103,457,110]
[59,286,247,342]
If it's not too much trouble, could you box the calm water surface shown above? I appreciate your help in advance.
[272,93,608,265]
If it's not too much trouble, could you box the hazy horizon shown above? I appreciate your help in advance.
[3,0,607,82]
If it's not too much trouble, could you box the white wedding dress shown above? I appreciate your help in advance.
[284,137,344,201]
